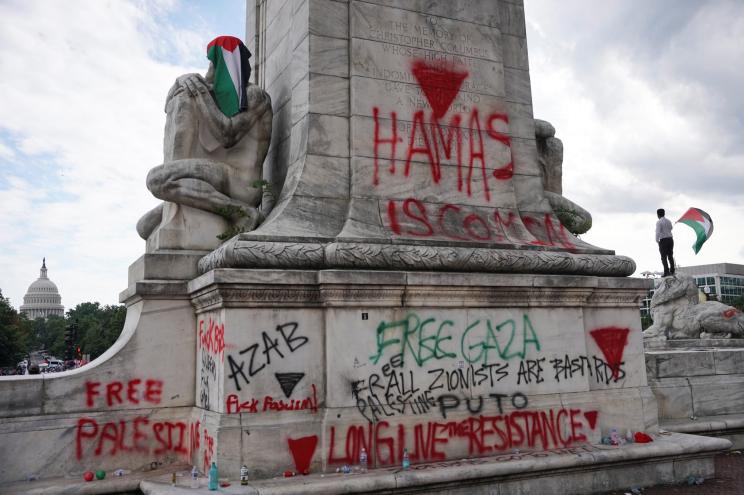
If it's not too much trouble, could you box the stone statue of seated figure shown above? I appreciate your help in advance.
[534,119,592,235]
[137,36,272,250]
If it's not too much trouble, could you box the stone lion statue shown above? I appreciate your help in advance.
[137,35,272,250]
[644,274,744,340]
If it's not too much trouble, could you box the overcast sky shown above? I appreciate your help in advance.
[1,0,742,310]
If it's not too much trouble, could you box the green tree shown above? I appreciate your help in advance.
[0,294,29,367]
[45,316,67,357]
[67,302,126,360]
[28,316,65,354]
[641,314,654,330]
[733,295,744,312]
[0,296,126,366]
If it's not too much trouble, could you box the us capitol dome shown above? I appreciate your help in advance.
[19,258,64,319]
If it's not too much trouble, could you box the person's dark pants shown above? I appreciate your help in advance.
[659,237,675,276]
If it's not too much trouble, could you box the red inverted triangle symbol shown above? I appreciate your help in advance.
[287,435,318,473]
[590,327,630,380]
[411,60,469,119]
[584,410,598,430]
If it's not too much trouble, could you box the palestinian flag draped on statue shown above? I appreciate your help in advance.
[206,36,252,116]
[677,207,714,254]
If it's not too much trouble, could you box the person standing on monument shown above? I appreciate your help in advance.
[655,208,675,277]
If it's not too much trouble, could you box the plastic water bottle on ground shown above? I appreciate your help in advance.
[208,462,218,491]
[402,448,410,470]
[191,466,199,488]
[359,447,368,472]
[626,429,634,444]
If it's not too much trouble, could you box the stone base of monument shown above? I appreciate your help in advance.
[0,262,731,493]
[647,340,744,449]
[1,432,728,495]
[186,269,663,479]
[136,432,727,495]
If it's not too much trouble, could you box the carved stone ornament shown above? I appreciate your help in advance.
[198,239,635,276]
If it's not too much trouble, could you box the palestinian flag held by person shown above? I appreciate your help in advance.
[206,36,252,116]
[677,207,714,254]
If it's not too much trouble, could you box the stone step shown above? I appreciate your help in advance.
[130,433,728,495]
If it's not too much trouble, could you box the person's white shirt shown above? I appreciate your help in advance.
[656,217,673,242]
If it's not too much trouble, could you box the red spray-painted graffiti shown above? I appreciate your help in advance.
[370,59,579,250]
[724,308,742,319]
[589,327,630,381]
[199,318,226,362]
[387,201,575,249]
[225,384,319,414]
[328,408,598,466]
[288,435,318,474]
[522,213,575,250]
[411,60,468,120]
[372,60,513,199]
[584,410,598,430]
[373,107,512,197]
[85,379,163,408]
[202,428,215,473]
[75,417,199,461]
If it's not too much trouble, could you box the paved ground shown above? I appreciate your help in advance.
[602,451,744,494]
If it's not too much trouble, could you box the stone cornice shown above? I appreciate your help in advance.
[198,240,636,277]
[189,273,647,311]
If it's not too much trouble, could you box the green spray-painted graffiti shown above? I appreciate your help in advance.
[462,314,541,363]
[369,314,456,366]
[369,313,541,367]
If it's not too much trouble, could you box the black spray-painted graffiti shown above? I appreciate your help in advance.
[550,354,627,385]
[351,352,625,422]
[353,353,511,422]
[199,349,217,409]
[227,322,308,391]
[437,392,528,419]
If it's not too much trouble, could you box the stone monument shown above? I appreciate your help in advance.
[198,1,631,276]
[0,3,731,494]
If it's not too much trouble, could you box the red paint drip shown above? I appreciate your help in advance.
[411,60,469,119]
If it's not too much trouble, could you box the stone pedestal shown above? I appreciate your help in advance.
[187,269,657,477]
[647,339,744,448]
[146,203,230,253]
[0,260,733,491]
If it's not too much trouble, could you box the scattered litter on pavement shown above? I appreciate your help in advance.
[686,475,704,485]
[634,432,653,443]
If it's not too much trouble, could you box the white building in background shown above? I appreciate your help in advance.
[677,263,744,305]
[19,259,64,319]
